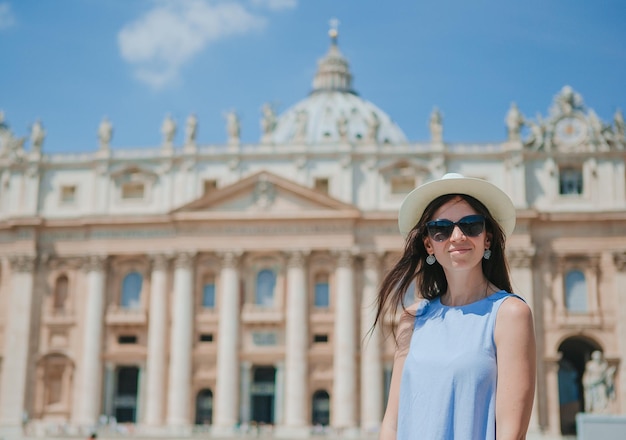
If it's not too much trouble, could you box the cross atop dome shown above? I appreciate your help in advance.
[328,17,339,44]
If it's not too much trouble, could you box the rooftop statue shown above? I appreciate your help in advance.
[161,114,177,146]
[429,107,443,143]
[260,103,277,143]
[613,109,624,144]
[582,350,616,413]
[226,110,241,144]
[505,102,524,141]
[98,117,113,151]
[30,119,46,153]
[185,113,198,145]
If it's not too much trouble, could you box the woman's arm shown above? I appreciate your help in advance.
[379,303,418,440]
[494,297,536,440]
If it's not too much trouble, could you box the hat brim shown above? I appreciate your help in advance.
[398,175,516,238]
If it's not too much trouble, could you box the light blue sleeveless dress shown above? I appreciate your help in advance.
[397,291,521,440]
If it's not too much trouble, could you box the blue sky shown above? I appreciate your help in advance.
[1,0,625,152]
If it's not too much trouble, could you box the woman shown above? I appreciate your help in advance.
[376,173,535,440]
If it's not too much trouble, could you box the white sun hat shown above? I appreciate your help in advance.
[398,173,516,238]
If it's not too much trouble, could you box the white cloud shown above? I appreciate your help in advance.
[250,0,297,11]
[118,0,267,89]
[0,3,16,30]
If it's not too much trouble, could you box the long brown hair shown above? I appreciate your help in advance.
[372,194,513,336]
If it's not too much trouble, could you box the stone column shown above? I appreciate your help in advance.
[360,253,383,432]
[545,357,561,436]
[144,255,169,426]
[239,362,252,425]
[274,361,285,426]
[166,252,195,427]
[283,251,308,429]
[509,248,540,432]
[613,252,626,412]
[214,252,241,432]
[102,362,115,417]
[332,250,357,430]
[0,256,36,428]
[74,255,107,426]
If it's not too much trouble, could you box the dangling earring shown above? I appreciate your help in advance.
[426,254,436,265]
[483,249,492,260]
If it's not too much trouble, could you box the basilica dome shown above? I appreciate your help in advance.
[267,30,407,145]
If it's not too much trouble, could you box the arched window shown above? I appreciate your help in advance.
[195,389,213,425]
[314,273,329,308]
[53,275,69,312]
[121,272,143,309]
[565,270,587,312]
[312,390,330,426]
[202,275,216,309]
[255,269,276,307]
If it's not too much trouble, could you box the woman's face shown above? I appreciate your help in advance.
[422,196,491,272]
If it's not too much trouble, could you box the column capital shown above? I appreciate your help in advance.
[9,255,36,272]
[508,248,535,268]
[149,253,171,271]
[82,255,107,272]
[174,251,196,269]
[333,249,356,268]
[219,250,243,269]
[363,251,384,270]
[287,250,309,268]
[613,251,626,272]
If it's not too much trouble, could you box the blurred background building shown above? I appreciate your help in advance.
[0,30,625,439]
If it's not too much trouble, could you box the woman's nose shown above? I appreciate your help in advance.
[450,225,466,241]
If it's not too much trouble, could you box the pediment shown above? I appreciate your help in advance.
[173,171,359,219]
[378,158,430,176]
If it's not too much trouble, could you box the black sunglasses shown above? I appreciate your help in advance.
[426,214,486,242]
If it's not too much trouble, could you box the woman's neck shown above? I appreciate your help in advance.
[440,270,493,306]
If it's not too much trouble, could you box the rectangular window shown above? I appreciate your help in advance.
[202,283,216,308]
[203,179,217,195]
[121,182,145,200]
[314,178,329,194]
[314,280,330,308]
[252,331,277,346]
[118,335,137,344]
[313,334,328,343]
[559,167,583,195]
[199,333,214,342]
[60,185,77,204]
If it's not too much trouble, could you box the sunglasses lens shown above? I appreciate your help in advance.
[427,221,453,242]
[426,215,485,241]
[458,216,485,237]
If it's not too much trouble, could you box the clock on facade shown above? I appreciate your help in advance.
[554,117,587,146]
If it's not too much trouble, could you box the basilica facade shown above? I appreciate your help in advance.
[0,32,625,439]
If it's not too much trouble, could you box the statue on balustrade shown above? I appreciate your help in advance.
[185,113,198,145]
[98,116,113,150]
[505,102,524,141]
[30,119,46,153]
[582,350,616,413]
[429,107,443,143]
